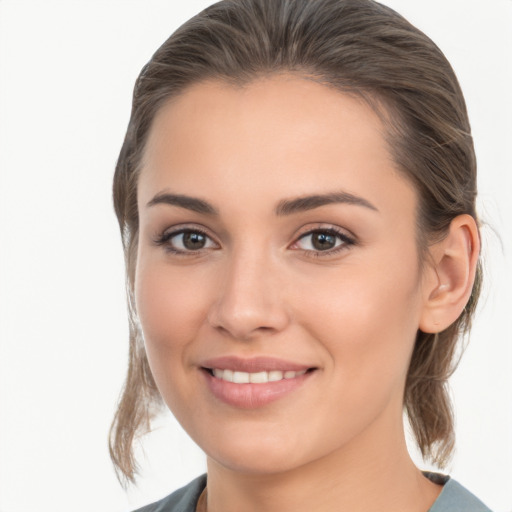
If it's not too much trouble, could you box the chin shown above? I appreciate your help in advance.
[211,449,303,476]
[200,428,309,475]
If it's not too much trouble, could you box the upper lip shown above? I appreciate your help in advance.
[200,356,314,373]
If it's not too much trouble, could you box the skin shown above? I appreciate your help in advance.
[134,76,477,512]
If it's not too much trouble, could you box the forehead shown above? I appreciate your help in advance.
[138,75,416,221]
[143,75,389,169]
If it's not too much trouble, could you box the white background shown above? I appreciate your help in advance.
[0,1,511,511]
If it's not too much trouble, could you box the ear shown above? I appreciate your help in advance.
[419,214,480,333]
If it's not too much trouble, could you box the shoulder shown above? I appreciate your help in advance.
[130,472,493,512]
[427,474,493,512]
[131,474,207,512]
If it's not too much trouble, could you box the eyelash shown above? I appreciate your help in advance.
[153,226,216,256]
[293,227,356,258]
[153,226,356,258]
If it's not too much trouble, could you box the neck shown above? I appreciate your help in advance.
[205,414,442,512]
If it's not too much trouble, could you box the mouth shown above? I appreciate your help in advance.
[203,367,313,383]
[199,356,318,409]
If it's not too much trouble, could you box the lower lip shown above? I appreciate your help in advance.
[202,369,313,409]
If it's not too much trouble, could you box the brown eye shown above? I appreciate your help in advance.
[293,228,355,255]
[311,232,337,250]
[156,228,218,254]
[182,231,207,250]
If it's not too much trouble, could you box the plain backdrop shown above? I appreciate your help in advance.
[0,1,511,511]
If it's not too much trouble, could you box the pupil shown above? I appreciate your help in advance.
[312,232,335,250]
[183,232,206,249]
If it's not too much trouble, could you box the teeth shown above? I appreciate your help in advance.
[233,371,250,384]
[211,368,307,383]
[268,370,283,382]
[249,371,268,383]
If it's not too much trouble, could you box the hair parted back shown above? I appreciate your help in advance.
[111,0,481,484]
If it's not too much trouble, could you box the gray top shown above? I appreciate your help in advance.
[133,475,206,512]
[133,473,492,512]
[424,473,492,512]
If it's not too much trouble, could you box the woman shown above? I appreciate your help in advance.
[110,0,491,510]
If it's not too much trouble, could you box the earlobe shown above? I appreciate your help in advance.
[419,214,480,333]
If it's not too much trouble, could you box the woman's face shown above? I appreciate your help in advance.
[136,76,428,475]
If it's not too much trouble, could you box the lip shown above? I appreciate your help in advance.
[200,356,316,409]
[201,356,312,373]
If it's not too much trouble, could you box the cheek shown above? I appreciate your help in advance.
[296,253,422,387]
[292,264,423,448]
[136,254,213,329]
[134,258,212,384]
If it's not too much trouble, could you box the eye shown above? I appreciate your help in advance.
[154,228,218,254]
[292,228,355,255]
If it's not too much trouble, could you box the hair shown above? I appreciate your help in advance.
[110,0,481,484]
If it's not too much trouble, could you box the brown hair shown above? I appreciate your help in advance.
[110,0,481,483]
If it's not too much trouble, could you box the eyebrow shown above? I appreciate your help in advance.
[146,193,219,215]
[275,191,378,216]
[146,190,378,216]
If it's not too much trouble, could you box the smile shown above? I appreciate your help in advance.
[200,357,317,409]
[210,368,307,383]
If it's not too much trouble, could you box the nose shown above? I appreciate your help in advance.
[207,248,290,341]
